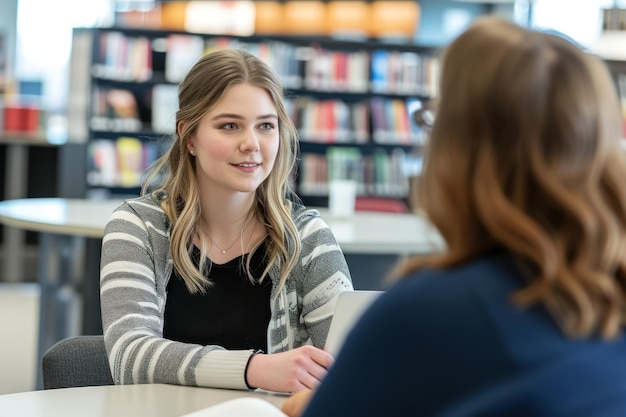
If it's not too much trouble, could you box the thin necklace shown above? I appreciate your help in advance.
[209,235,239,255]
[207,211,252,255]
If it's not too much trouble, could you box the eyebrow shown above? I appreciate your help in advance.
[210,113,278,121]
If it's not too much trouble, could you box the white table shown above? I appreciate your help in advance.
[0,198,443,252]
[0,198,122,238]
[0,383,288,417]
[319,208,443,254]
[0,197,443,389]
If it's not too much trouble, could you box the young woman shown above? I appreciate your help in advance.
[100,49,353,393]
[282,17,626,416]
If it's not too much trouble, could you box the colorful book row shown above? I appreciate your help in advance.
[88,85,427,146]
[93,32,153,82]
[86,137,419,195]
[298,146,417,197]
[87,136,171,188]
[89,84,179,134]
[92,31,438,96]
[287,97,427,145]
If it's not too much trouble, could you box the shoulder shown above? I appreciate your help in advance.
[398,250,519,293]
[371,251,521,327]
[290,202,322,227]
[289,204,341,250]
[111,194,166,220]
[106,193,170,234]
[288,203,329,234]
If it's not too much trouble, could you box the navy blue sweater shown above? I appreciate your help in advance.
[302,251,626,416]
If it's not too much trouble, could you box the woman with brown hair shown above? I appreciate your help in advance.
[282,16,626,416]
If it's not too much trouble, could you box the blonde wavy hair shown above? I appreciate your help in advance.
[142,49,301,294]
[401,17,626,339]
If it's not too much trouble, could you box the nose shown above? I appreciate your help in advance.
[239,128,260,153]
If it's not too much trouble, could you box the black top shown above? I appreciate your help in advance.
[163,243,272,351]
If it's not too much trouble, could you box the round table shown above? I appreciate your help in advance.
[0,197,443,389]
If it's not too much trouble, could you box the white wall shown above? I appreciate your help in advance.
[0,284,39,394]
[14,0,114,113]
[0,0,18,85]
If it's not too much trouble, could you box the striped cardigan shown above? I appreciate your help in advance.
[100,193,353,390]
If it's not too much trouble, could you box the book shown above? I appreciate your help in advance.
[370,49,389,93]
[116,136,144,187]
[391,99,410,144]
[87,139,117,186]
[165,34,205,83]
[178,397,287,417]
[370,97,387,143]
[152,84,179,134]
[347,50,369,93]
[91,87,142,132]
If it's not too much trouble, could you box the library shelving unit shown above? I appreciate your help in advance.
[66,27,438,205]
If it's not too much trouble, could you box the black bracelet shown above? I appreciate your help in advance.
[244,349,264,390]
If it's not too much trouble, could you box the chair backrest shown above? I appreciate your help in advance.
[41,335,114,389]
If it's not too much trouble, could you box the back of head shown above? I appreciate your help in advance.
[414,17,626,338]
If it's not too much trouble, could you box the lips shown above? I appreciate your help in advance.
[233,162,261,167]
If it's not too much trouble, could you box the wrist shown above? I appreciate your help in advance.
[244,349,264,389]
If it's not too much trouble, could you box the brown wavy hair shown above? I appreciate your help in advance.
[142,49,300,293]
[400,17,626,339]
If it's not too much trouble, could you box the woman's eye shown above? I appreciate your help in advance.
[222,123,237,130]
[259,122,275,130]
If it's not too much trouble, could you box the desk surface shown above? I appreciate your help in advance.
[0,198,443,254]
[0,198,121,239]
[0,384,288,417]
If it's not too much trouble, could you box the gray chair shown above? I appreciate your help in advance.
[41,335,114,389]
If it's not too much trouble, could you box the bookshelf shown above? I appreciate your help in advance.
[66,27,437,204]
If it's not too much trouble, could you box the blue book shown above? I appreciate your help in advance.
[370,49,389,93]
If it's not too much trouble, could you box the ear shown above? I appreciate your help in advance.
[179,122,193,153]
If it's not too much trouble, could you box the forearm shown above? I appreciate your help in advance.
[246,346,334,393]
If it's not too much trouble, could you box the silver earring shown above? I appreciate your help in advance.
[190,149,195,156]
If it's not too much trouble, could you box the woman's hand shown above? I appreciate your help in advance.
[281,389,314,417]
[246,345,334,393]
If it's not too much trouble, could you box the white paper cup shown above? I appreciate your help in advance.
[328,180,357,218]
